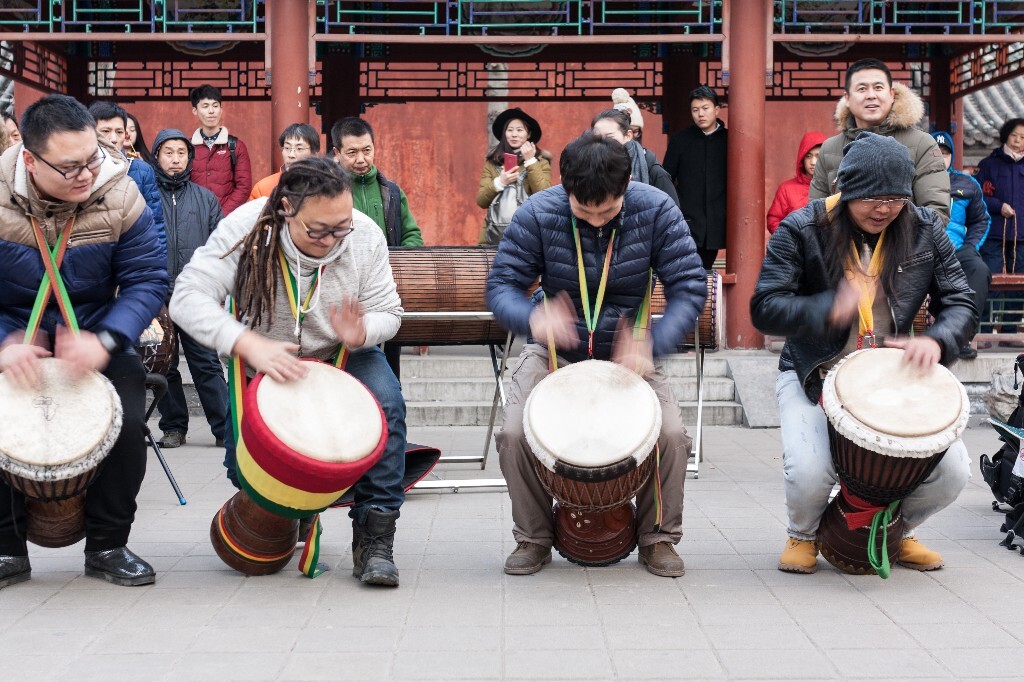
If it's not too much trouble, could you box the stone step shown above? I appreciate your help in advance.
[404,400,744,428]
[401,376,736,403]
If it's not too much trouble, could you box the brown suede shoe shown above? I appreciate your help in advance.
[504,541,551,575]
[897,536,944,571]
[778,538,818,574]
[638,542,685,577]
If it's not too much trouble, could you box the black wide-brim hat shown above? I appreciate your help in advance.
[492,108,542,145]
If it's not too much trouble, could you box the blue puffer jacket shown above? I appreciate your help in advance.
[0,143,168,349]
[932,131,990,250]
[976,145,1024,240]
[487,182,707,362]
[126,155,167,251]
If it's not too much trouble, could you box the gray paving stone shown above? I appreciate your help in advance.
[827,648,953,679]
[65,653,180,681]
[612,649,726,679]
[714,647,838,680]
[503,649,614,680]
[392,650,502,679]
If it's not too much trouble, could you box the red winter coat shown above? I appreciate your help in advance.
[766,131,827,234]
[190,127,252,216]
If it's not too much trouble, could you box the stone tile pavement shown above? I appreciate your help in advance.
[2,419,1024,680]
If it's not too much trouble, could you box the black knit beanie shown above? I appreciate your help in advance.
[837,131,914,201]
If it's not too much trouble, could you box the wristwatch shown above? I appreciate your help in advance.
[96,330,120,355]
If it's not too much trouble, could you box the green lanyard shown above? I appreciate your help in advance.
[572,216,616,359]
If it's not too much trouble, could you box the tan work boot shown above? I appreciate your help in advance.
[897,536,944,571]
[504,541,551,575]
[778,537,818,574]
[638,542,685,577]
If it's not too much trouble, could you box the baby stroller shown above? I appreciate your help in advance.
[981,354,1024,555]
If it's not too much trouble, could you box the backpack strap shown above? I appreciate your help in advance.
[228,135,237,172]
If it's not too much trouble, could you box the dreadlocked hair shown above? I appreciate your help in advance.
[229,156,353,328]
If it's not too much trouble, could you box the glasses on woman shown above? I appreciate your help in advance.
[860,197,909,210]
[298,217,354,240]
[29,146,106,180]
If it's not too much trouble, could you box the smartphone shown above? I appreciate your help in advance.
[503,153,519,173]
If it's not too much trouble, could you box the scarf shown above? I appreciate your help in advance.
[844,230,887,347]
[625,140,650,186]
[1005,144,1024,162]
[485,167,528,244]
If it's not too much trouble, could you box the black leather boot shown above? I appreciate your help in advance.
[84,547,155,586]
[0,555,30,589]
[354,509,399,587]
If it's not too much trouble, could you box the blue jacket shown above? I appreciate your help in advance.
[486,182,707,362]
[932,131,990,251]
[0,144,168,349]
[976,145,1024,240]
[126,155,166,251]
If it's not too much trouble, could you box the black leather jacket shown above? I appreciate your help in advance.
[751,200,977,403]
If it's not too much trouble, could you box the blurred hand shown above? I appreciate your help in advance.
[1002,203,1016,218]
[611,317,654,377]
[0,333,51,389]
[885,335,941,370]
[329,297,367,348]
[529,290,579,351]
[55,327,109,380]
[232,330,307,383]
[828,277,860,328]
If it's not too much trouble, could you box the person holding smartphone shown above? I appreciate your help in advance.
[477,107,552,245]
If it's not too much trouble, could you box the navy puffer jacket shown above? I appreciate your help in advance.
[487,182,707,362]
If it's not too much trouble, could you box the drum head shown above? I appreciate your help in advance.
[0,359,120,469]
[524,360,661,472]
[254,362,383,464]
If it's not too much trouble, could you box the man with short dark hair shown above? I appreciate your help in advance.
[487,132,707,577]
[88,101,166,251]
[0,95,168,588]
[189,84,252,216]
[151,128,230,450]
[332,117,423,379]
[810,58,950,222]
[662,85,728,270]
[250,123,320,200]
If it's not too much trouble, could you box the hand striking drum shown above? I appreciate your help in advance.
[0,95,169,590]
[487,133,708,577]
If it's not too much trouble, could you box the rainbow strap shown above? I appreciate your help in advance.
[278,249,320,324]
[224,296,348,578]
[25,216,78,342]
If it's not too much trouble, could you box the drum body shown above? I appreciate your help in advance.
[0,359,122,547]
[820,348,969,574]
[525,360,661,566]
[136,306,178,375]
[211,360,388,575]
[651,271,722,351]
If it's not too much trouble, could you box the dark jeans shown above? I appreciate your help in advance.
[980,238,1024,331]
[157,324,228,440]
[383,341,402,381]
[0,352,148,555]
[956,244,991,340]
[222,346,407,525]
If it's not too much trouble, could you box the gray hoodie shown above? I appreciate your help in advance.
[169,197,402,362]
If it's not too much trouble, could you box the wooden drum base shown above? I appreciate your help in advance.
[818,495,904,576]
[553,502,637,567]
[210,491,298,576]
[26,496,86,548]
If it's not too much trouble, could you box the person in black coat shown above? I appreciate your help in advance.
[662,85,727,270]
[151,128,229,450]
[750,132,975,576]
[487,133,706,578]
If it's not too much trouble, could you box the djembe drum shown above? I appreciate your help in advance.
[525,360,661,566]
[0,359,123,547]
[135,305,177,375]
[818,348,969,576]
[211,360,388,575]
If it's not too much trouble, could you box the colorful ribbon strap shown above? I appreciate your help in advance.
[572,216,616,360]
[277,249,321,326]
[846,230,887,350]
[26,216,78,343]
[866,500,901,580]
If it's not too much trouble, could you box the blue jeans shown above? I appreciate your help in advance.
[158,325,229,440]
[222,346,407,524]
[776,371,970,540]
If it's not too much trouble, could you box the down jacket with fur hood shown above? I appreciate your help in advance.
[0,142,168,349]
[809,83,950,224]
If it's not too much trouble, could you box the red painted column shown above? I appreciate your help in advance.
[268,0,311,169]
[723,0,767,348]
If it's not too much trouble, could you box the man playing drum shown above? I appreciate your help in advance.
[487,132,707,577]
[0,95,168,588]
[170,157,408,586]
[751,132,976,574]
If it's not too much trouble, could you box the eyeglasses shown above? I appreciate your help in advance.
[282,145,311,154]
[859,197,909,210]
[29,146,106,180]
[297,217,354,240]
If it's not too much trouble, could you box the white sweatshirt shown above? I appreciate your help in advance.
[169,197,402,362]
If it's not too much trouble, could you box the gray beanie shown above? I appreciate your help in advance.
[836,131,914,201]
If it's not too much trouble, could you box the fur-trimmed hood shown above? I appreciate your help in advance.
[834,82,925,136]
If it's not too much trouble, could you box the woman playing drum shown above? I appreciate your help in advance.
[751,132,976,574]
[170,157,408,587]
